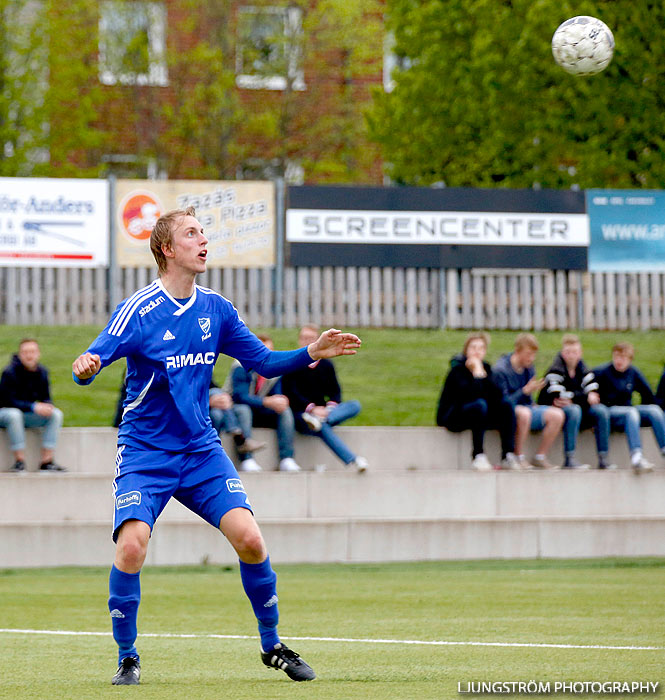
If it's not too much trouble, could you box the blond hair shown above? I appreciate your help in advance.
[150,206,196,274]
[561,333,580,347]
[514,332,539,351]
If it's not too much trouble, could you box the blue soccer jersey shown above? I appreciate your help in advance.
[75,279,311,452]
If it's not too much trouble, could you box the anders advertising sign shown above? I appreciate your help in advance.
[0,177,109,267]
[115,180,275,268]
[287,186,588,269]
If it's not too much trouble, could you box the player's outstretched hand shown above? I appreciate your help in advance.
[308,328,361,360]
[73,352,102,380]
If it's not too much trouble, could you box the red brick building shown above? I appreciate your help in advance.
[63,0,387,184]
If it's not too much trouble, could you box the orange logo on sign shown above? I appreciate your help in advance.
[120,191,162,241]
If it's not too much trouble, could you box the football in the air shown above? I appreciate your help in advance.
[551,16,615,76]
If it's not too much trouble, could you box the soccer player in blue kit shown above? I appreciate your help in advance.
[72,206,362,686]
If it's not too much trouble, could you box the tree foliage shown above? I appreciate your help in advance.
[367,0,665,189]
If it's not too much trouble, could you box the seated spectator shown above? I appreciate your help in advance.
[538,334,613,470]
[436,331,517,471]
[112,370,127,428]
[0,338,66,472]
[229,334,300,472]
[282,324,368,473]
[493,333,564,470]
[655,367,665,411]
[592,342,665,473]
[208,381,265,461]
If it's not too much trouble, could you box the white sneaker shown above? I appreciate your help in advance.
[349,456,368,473]
[500,453,521,471]
[302,412,322,432]
[471,453,492,471]
[633,457,654,474]
[238,458,262,472]
[278,457,301,472]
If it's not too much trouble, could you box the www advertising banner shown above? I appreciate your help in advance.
[115,180,275,268]
[587,189,665,271]
[0,177,109,267]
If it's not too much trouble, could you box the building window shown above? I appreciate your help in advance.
[237,158,304,185]
[236,5,305,91]
[383,31,412,93]
[99,1,168,86]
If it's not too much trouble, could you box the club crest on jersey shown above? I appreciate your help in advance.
[198,317,212,341]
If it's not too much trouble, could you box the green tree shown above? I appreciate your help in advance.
[229,0,384,183]
[159,1,243,179]
[0,0,49,175]
[368,0,665,189]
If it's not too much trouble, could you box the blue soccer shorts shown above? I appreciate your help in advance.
[112,441,252,541]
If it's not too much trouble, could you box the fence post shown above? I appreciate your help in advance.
[274,177,285,328]
[107,175,121,312]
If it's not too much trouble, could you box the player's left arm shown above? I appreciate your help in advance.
[218,307,361,379]
[306,328,361,360]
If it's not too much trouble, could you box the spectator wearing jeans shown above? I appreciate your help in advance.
[282,325,368,473]
[492,333,564,470]
[208,381,265,461]
[592,342,665,473]
[229,335,302,473]
[436,332,517,471]
[538,334,614,470]
[0,338,66,472]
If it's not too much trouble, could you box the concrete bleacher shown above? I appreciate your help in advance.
[1,427,664,568]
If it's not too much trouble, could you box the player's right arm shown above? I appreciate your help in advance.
[72,353,102,383]
[72,297,142,386]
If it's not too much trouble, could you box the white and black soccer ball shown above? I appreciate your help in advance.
[551,16,615,76]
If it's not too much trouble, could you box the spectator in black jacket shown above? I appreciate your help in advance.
[538,334,612,470]
[655,368,665,412]
[593,342,665,473]
[436,332,516,471]
[282,324,368,472]
[0,338,66,472]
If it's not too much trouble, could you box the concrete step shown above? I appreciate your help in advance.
[3,425,665,473]
[3,515,665,568]
[2,470,665,524]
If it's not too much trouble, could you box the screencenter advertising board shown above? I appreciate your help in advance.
[287,186,588,269]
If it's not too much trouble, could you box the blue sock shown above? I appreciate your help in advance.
[108,565,141,664]
[239,557,280,651]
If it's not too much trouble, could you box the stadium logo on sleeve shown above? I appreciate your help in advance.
[119,190,163,242]
[226,478,245,493]
[116,491,142,509]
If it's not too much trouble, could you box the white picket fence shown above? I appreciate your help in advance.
[1,266,664,330]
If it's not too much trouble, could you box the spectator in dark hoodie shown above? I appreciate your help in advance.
[592,341,665,473]
[492,333,564,470]
[0,338,66,472]
[436,332,516,471]
[538,334,613,470]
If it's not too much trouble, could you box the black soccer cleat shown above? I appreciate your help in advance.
[261,643,316,681]
[111,656,141,685]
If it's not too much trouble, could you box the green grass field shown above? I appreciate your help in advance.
[2,326,665,427]
[1,559,664,699]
